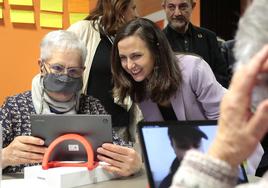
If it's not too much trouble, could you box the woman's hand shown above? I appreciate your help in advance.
[208,45,268,167]
[97,143,142,177]
[2,136,47,168]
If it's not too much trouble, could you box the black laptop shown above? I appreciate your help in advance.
[31,114,113,162]
[138,120,248,188]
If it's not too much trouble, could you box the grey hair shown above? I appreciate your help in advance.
[234,0,268,69]
[40,30,87,65]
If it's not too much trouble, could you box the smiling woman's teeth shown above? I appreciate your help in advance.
[132,68,140,74]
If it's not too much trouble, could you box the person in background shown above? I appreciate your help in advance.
[111,18,226,123]
[67,1,143,176]
[0,30,141,176]
[162,0,229,88]
[170,0,268,187]
[159,126,207,188]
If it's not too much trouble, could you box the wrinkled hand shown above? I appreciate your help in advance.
[2,136,47,168]
[208,45,268,167]
[97,143,142,177]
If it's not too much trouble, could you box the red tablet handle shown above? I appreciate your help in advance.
[42,133,98,170]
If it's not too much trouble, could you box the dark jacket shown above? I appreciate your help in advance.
[163,23,229,88]
[159,158,181,188]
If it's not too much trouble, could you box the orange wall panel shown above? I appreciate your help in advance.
[0,0,57,104]
[89,0,98,11]
[0,0,200,105]
[68,0,90,13]
[0,27,53,103]
[192,0,200,26]
[136,0,162,16]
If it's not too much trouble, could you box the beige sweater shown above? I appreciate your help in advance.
[171,150,268,188]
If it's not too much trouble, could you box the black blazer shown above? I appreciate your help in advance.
[163,23,229,88]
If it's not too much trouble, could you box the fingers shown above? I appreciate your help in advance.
[17,150,44,160]
[97,154,124,170]
[211,45,268,167]
[101,164,127,177]
[97,143,142,177]
[18,136,45,146]
[2,136,47,167]
[97,143,130,160]
[97,147,128,163]
[2,147,44,168]
[15,136,46,154]
[248,100,268,140]
[221,45,268,126]
[101,143,130,155]
[230,44,268,94]
[20,142,47,154]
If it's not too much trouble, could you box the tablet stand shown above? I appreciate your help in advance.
[42,133,98,170]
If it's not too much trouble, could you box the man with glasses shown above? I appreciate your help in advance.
[162,0,229,88]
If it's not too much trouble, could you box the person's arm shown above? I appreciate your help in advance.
[2,136,46,169]
[191,57,226,119]
[208,45,268,168]
[170,150,238,188]
[0,97,46,169]
[171,150,268,188]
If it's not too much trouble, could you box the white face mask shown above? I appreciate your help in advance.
[251,74,268,112]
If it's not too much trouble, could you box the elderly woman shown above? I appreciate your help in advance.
[0,30,141,176]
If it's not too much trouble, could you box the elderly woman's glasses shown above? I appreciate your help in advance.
[43,61,85,78]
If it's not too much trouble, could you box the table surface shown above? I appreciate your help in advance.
[2,168,261,188]
[2,168,148,188]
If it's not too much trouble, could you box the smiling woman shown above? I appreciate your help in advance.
[118,35,155,82]
[112,18,226,121]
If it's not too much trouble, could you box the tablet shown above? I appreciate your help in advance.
[138,120,248,188]
[31,114,112,162]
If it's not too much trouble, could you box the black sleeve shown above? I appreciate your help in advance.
[209,33,230,88]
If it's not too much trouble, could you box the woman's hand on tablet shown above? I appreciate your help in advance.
[97,143,142,177]
[2,136,47,168]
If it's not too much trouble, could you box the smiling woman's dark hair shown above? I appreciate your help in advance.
[111,18,182,104]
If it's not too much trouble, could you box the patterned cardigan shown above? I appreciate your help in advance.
[0,91,127,173]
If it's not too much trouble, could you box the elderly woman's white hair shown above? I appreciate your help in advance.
[40,30,87,65]
[234,0,268,112]
[234,0,268,68]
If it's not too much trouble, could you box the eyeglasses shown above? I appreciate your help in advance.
[42,61,85,78]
